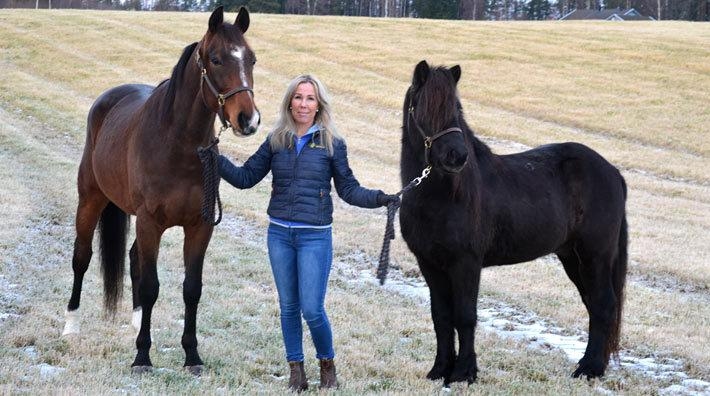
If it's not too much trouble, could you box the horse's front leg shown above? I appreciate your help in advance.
[419,263,456,381]
[448,258,482,384]
[181,222,213,375]
[131,217,165,373]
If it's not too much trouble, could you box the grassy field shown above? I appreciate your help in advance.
[0,9,708,395]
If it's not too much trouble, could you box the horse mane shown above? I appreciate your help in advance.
[161,41,199,122]
[459,113,492,165]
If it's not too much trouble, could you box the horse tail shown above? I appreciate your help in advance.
[608,178,628,361]
[98,201,129,316]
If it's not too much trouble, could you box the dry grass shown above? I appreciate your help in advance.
[0,9,708,394]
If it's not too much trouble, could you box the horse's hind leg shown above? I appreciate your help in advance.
[131,216,165,373]
[569,243,619,379]
[180,223,213,375]
[63,191,108,335]
[419,263,456,382]
[129,240,142,334]
[556,244,588,310]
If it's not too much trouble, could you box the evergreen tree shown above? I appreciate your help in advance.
[412,0,458,19]
[524,0,551,19]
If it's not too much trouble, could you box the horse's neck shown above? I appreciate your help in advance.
[161,63,215,145]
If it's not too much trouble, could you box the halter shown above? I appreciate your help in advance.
[406,89,463,167]
[195,48,253,132]
[194,44,255,227]
[376,89,466,285]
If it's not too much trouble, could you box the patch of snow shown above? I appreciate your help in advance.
[23,346,38,361]
[34,363,66,380]
[351,266,710,395]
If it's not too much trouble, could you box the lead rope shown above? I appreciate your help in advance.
[376,166,431,285]
[197,126,227,226]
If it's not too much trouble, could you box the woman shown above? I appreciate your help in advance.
[218,74,398,391]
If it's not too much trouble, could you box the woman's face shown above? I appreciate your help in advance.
[290,82,318,134]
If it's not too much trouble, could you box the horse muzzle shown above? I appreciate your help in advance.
[232,109,260,136]
[438,149,468,174]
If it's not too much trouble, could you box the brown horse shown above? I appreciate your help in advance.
[62,7,259,374]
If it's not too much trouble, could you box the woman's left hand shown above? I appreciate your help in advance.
[377,193,401,208]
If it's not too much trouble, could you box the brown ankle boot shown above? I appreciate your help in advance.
[319,358,339,389]
[288,361,308,392]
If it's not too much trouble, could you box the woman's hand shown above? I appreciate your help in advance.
[377,193,401,208]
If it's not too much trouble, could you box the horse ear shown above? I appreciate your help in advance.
[235,6,250,34]
[413,60,430,89]
[209,6,224,33]
[450,65,461,84]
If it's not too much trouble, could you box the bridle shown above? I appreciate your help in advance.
[406,87,463,169]
[195,46,253,132]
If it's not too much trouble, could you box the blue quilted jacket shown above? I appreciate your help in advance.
[218,129,383,226]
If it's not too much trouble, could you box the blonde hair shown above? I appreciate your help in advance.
[269,74,341,155]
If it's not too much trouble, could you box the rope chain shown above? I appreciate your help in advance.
[376,166,431,285]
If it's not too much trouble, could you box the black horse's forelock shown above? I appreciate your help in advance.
[162,41,199,122]
[416,67,460,132]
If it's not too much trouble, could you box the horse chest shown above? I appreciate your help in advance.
[400,201,474,258]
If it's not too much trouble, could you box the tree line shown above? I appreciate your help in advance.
[2,0,707,21]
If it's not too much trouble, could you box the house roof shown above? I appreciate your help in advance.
[560,7,656,21]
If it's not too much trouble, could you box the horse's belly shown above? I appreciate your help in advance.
[137,184,204,227]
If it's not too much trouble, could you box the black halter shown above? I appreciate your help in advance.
[195,49,253,131]
[406,90,463,167]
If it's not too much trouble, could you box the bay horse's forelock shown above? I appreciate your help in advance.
[398,60,628,384]
[63,6,258,374]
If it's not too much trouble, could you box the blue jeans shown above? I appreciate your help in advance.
[267,224,334,362]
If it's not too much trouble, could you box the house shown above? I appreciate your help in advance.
[560,7,656,21]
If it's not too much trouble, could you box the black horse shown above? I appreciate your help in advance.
[398,60,628,385]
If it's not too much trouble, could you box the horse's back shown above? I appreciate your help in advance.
[501,141,625,201]
[87,84,154,141]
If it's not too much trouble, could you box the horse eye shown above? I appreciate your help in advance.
[210,57,222,66]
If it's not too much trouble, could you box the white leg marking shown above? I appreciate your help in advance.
[132,307,142,334]
[62,309,80,336]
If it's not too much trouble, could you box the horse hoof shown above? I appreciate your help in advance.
[185,365,203,376]
[131,365,153,375]
[448,370,477,384]
[572,362,605,379]
[426,369,445,381]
